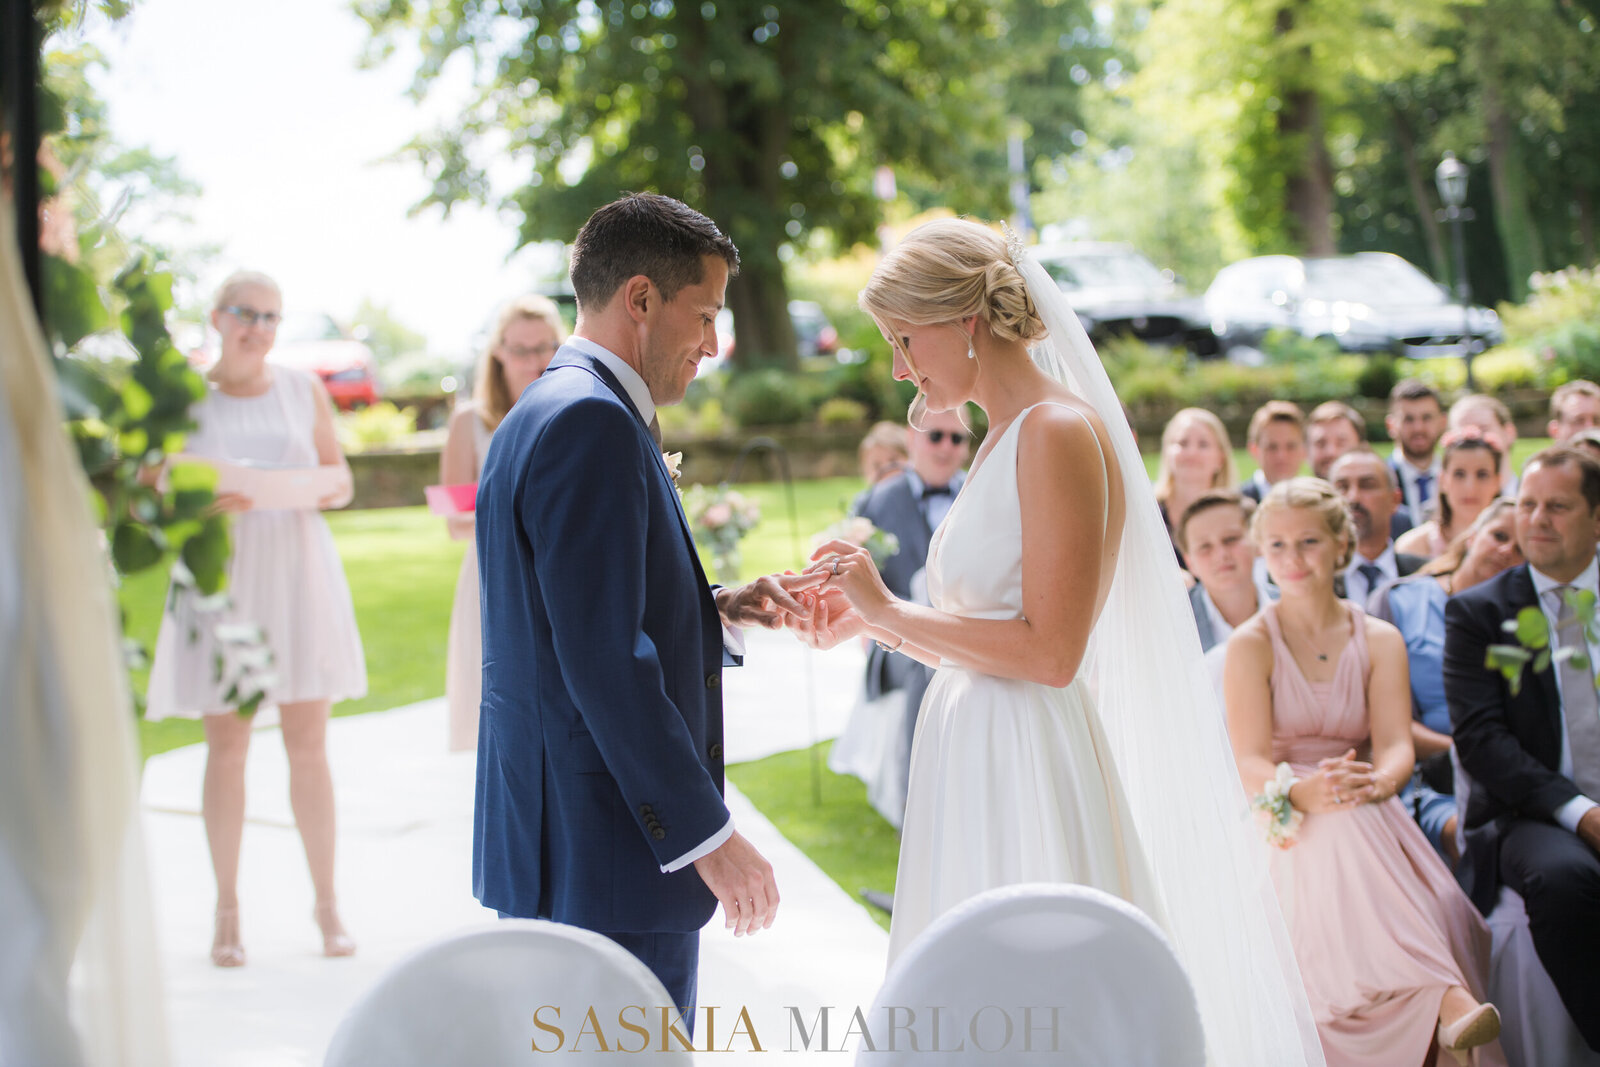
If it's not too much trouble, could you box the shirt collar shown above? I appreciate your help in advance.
[1531,554,1600,599]
[565,336,656,426]
[903,469,966,500]
[1392,449,1442,481]
[1252,469,1272,493]
[1349,544,1397,575]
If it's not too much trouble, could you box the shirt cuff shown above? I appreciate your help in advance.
[661,816,734,873]
[1555,795,1597,833]
[722,623,746,667]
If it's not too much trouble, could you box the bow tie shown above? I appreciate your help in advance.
[921,485,953,499]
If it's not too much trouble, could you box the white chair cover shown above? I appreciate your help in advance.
[858,884,1204,1065]
[323,920,694,1066]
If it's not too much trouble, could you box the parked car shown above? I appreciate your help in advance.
[1203,252,1503,358]
[1033,242,1219,356]
[270,312,381,409]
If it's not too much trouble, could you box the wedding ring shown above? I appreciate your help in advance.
[830,556,841,575]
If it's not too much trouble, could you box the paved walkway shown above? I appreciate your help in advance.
[140,630,887,1065]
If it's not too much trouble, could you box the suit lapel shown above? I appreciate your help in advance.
[1508,564,1562,739]
[549,351,710,591]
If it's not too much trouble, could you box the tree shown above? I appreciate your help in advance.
[354,0,1089,371]
[351,297,429,363]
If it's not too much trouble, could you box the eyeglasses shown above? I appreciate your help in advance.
[926,430,967,446]
[224,306,282,328]
[500,342,559,359]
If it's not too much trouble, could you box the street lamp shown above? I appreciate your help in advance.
[1435,152,1476,390]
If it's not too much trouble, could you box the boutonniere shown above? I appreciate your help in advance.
[663,451,683,482]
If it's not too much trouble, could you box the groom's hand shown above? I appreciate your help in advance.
[716,572,824,630]
[792,587,868,650]
[693,830,779,936]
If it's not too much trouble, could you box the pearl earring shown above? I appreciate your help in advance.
[967,339,977,360]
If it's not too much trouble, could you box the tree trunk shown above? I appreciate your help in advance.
[1275,7,1336,254]
[1481,54,1544,300]
[1577,183,1597,268]
[1394,103,1449,280]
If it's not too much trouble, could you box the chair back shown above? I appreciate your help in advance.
[858,884,1204,1065]
[323,920,694,1066]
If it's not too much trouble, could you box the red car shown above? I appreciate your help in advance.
[269,312,381,410]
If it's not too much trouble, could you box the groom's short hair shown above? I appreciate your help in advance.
[570,193,740,311]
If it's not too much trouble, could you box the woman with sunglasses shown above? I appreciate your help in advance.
[146,270,367,967]
[440,295,566,752]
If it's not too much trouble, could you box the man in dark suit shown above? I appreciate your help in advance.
[1328,450,1426,608]
[1444,445,1600,1050]
[847,408,968,827]
[1239,401,1305,503]
[1386,378,1445,520]
[474,194,814,1017]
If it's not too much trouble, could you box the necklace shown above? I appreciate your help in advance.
[1281,612,1340,663]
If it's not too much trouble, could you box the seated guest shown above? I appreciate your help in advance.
[1387,379,1447,519]
[1308,400,1367,480]
[1445,446,1600,1052]
[1226,479,1503,1065]
[1450,394,1519,498]
[1328,450,1428,609]
[1180,491,1269,652]
[857,420,909,490]
[1397,428,1504,560]
[1153,407,1237,570]
[1571,428,1600,467]
[1242,401,1307,502]
[1548,380,1600,444]
[1370,500,1522,864]
[832,410,969,829]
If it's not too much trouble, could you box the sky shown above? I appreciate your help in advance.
[77,0,561,355]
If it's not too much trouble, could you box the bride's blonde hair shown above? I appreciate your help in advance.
[859,218,1047,426]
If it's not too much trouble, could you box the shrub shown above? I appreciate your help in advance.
[725,369,814,427]
[817,397,870,427]
[1471,346,1544,391]
[1258,329,1344,366]
[1499,267,1600,382]
[1356,354,1400,399]
[337,401,417,452]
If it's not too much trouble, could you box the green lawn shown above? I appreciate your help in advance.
[726,741,900,932]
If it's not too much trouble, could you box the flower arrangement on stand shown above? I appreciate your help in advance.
[682,483,761,583]
[812,515,901,567]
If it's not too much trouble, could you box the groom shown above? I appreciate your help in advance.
[473,193,813,1015]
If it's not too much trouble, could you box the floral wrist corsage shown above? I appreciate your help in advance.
[1251,762,1304,850]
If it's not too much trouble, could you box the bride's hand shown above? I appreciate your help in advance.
[790,588,868,650]
[806,540,896,625]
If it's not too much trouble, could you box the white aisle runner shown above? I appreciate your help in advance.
[141,631,886,1065]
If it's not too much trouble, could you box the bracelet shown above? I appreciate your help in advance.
[1250,762,1305,850]
[875,634,905,653]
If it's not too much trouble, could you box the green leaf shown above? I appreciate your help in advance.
[41,255,109,350]
[121,378,153,420]
[111,520,163,574]
[180,519,231,595]
[166,460,218,494]
[1514,606,1551,649]
[1534,649,1551,674]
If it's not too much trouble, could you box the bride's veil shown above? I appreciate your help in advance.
[1010,236,1326,1065]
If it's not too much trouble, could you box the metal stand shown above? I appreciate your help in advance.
[728,437,823,806]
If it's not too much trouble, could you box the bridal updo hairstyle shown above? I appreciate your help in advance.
[859,218,1048,348]
[1251,476,1358,570]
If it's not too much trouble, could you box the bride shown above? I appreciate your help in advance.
[802,219,1325,1065]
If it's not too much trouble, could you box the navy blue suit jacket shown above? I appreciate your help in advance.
[473,348,728,932]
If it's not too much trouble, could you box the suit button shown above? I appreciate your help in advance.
[706,673,720,690]
[708,743,723,760]
[639,804,653,816]
[651,828,667,840]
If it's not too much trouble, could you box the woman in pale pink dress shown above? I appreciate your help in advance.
[439,295,565,751]
[146,271,366,967]
[1225,478,1504,1066]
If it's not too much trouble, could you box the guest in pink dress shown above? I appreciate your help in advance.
[439,295,566,751]
[1225,477,1504,1066]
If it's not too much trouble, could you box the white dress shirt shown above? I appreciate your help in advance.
[1529,555,1600,832]
[564,335,735,872]
[903,469,967,532]
[1392,450,1443,517]
[1343,544,1399,609]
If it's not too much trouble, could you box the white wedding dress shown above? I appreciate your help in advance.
[888,402,1167,962]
